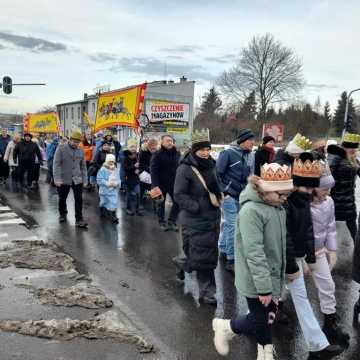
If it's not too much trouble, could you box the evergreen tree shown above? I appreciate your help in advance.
[200,86,222,115]
[332,92,355,136]
[324,101,332,124]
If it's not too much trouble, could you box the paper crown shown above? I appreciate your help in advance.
[293,158,321,178]
[192,128,210,144]
[342,133,360,144]
[292,133,312,151]
[260,163,292,181]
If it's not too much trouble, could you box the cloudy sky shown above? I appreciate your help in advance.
[0,0,359,114]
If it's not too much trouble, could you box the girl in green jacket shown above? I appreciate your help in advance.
[212,163,293,360]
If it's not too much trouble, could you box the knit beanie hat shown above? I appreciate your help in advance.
[105,154,116,163]
[258,163,293,192]
[292,153,321,188]
[263,136,275,145]
[319,161,335,189]
[236,129,255,144]
[191,129,211,153]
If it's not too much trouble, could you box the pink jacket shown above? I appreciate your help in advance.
[310,196,337,252]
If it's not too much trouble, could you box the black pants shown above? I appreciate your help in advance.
[57,183,83,221]
[18,160,34,186]
[0,158,9,180]
[33,164,40,183]
[157,190,179,224]
[230,297,276,346]
[347,219,357,242]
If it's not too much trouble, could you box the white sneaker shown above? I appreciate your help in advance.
[257,344,265,360]
[264,344,276,360]
[212,318,235,356]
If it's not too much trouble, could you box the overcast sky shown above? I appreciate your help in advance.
[0,0,359,114]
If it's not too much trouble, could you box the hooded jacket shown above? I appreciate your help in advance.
[311,197,337,252]
[216,145,254,198]
[234,183,287,298]
[273,149,294,167]
[285,191,316,274]
[327,144,359,221]
[254,145,275,176]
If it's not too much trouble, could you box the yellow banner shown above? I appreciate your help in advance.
[94,83,146,132]
[24,112,59,134]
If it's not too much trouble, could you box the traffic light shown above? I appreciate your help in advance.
[2,76,12,94]
[345,113,353,132]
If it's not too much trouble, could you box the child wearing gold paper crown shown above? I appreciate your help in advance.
[309,162,349,346]
[212,162,293,360]
[284,153,343,359]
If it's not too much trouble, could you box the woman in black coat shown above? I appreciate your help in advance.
[174,137,222,305]
[327,143,360,241]
[254,136,276,176]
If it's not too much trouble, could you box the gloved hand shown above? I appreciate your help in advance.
[286,271,301,283]
[327,251,337,271]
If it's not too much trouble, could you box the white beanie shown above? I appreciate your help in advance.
[105,154,116,163]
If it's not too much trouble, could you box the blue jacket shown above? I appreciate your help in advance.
[216,145,254,198]
[96,165,121,196]
[0,135,11,157]
[46,140,58,162]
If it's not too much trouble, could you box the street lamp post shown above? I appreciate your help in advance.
[344,88,360,133]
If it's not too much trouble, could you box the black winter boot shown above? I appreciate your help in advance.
[308,344,344,359]
[322,313,350,346]
[111,211,119,224]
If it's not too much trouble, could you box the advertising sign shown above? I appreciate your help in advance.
[145,100,190,133]
[23,112,59,134]
[94,83,146,131]
[262,123,285,142]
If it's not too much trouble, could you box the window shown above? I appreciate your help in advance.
[92,103,95,114]
[65,108,68,119]
[77,107,80,119]
[71,107,74,120]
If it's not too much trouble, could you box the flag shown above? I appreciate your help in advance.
[94,83,146,132]
[23,112,59,134]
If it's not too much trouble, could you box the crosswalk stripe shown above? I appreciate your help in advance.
[0,213,18,219]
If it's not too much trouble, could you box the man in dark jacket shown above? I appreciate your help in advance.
[104,132,122,162]
[13,133,42,188]
[216,129,255,272]
[0,129,11,184]
[150,135,180,231]
[254,135,276,176]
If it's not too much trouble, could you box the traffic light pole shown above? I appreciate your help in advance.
[344,88,360,133]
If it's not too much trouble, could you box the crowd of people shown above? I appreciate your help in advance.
[1,125,360,359]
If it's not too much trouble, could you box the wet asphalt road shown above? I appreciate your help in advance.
[1,174,360,360]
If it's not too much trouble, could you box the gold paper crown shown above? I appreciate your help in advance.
[293,159,321,178]
[260,163,292,181]
[192,128,210,144]
[292,133,312,151]
[342,133,360,144]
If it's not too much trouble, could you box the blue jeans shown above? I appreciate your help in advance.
[218,195,240,261]
[287,260,329,352]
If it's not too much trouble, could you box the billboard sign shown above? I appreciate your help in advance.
[145,100,190,133]
[262,123,285,142]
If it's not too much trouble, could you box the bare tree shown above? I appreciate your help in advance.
[218,33,304,121]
